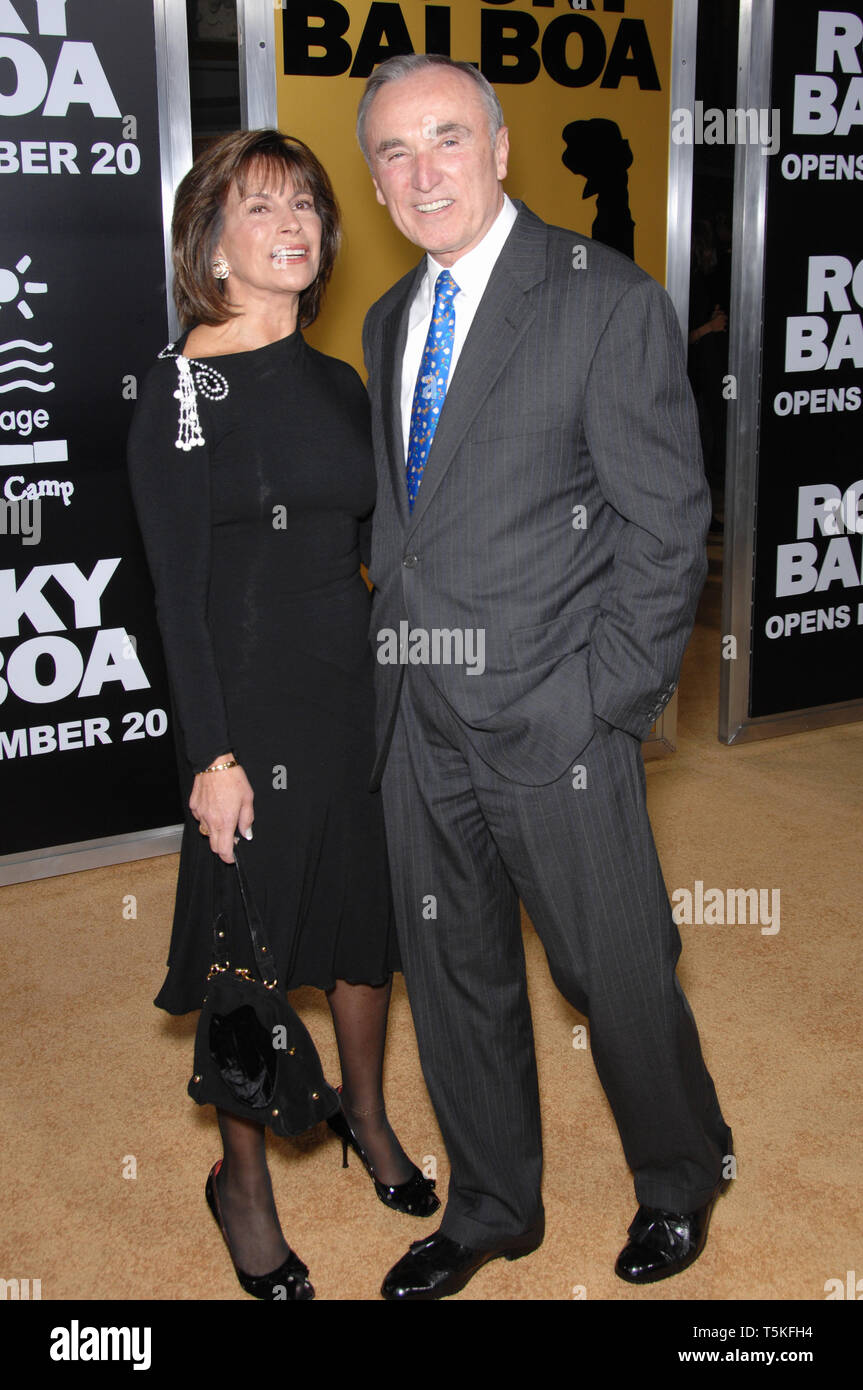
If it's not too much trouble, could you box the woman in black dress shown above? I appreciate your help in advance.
[127,129,437,1300]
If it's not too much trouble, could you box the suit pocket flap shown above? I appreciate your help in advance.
[510,607,598,673]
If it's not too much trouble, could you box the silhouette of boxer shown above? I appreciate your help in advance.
[562,118,635,260]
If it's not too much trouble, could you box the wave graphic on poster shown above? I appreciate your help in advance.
[0,338,55,393]
[0,382,55,393]
[0,339,53,354]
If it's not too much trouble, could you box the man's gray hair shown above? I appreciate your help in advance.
[357,54,505,161]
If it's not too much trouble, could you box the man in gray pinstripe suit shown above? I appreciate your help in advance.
[358,55,732,1300]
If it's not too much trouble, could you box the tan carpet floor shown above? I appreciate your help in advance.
[1,552,861,1303]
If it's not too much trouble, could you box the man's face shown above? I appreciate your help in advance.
[365,67,509,267]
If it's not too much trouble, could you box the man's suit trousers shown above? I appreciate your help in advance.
[381,662,732,1251]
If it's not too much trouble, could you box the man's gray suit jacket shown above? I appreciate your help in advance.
[362,200,711,789]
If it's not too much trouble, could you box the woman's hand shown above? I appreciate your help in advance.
[189,753,254,864]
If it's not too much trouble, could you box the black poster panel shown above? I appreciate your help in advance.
[0,0,181,855]
[749,0,863,718]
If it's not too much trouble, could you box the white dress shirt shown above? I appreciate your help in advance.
[400,193,519,460]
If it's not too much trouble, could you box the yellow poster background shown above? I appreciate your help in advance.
[273,1,675,373]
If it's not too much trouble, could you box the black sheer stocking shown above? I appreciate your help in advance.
[214,1110,291,1276]
[212,978,411,1275]
[325,976,415,1186]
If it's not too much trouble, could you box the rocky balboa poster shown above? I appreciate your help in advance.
[0,0,182,867]
[749,1,863,718]
[271,0,676,371]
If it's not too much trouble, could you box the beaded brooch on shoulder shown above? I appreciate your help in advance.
[158,343,229,451]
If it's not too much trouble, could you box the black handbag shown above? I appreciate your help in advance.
[188,846,340,1136]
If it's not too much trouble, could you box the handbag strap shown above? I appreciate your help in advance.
[210,846,280,988]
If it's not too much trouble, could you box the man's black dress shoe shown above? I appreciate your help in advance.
[381,1221,544,1301]
[614,1176,730,1284]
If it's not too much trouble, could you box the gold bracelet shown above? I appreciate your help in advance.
[201,759,239,773]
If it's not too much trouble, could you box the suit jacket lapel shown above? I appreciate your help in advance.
[379,262,423,528]
[406,203,548,537]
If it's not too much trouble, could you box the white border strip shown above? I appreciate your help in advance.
[666,0,698,335]
[154,0,193,339]
[238,0,279,130]
[652,0,698,754]
[0,826,183,886]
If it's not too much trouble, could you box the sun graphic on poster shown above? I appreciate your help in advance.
[0,255,48,319]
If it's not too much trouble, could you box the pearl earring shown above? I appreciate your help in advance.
[212,256,230,280]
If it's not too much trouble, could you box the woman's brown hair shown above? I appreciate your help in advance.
[171,129,341,330]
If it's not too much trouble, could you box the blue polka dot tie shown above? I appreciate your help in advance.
[406,269,459,511]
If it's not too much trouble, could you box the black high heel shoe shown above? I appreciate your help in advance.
[205,1160,315,1300]
[327,1107,440,1217]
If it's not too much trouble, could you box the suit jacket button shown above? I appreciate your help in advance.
[403,554,418,568]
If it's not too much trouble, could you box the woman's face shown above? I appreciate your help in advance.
[213,161,323,309]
